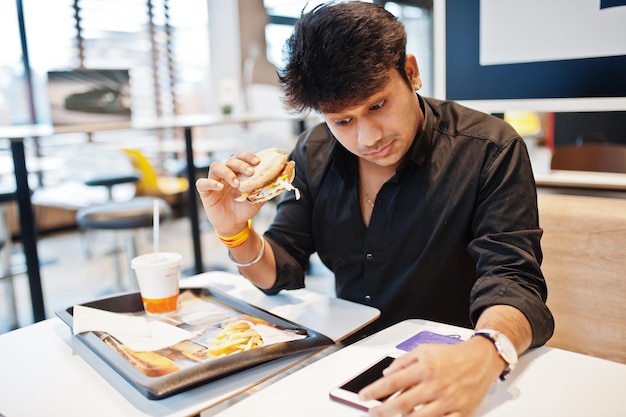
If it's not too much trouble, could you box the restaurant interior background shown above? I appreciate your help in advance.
[1,0,625,339]
[0,0,440,334]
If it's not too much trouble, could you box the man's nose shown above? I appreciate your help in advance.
[358,119,382,148]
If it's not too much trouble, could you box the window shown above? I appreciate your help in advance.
[263,0,433,96]
[0,0,30,125]
[385,1,433,97]
[1,0,211,127]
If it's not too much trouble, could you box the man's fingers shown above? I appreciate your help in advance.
[224,157,255,179]
[208,161,241,188]
[229,151,259,165]
[195,178,226,200]
[359,365,415,402]
[383,350,419,375]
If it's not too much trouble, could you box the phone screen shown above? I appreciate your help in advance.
[339,355,396,396]
[330,354,401,410]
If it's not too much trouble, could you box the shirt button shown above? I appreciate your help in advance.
[365,294,371,301]
[366,253,373,260]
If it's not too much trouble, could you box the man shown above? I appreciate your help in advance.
[196,2,554,416]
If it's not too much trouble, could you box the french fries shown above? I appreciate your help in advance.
[205,320,263,357]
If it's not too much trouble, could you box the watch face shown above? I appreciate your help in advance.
[496,333,518,366]
[474,329,518,381]
[475,330,518,369]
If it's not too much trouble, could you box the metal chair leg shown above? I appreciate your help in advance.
[112,232,125,292]
[125,231,139,291]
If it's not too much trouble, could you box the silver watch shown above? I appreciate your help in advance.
[473,329,518,381]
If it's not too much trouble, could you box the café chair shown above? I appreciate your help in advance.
[74,148,177,291]
[171,156,213,181]
[122,148,189,208]
[574,131,607,146]
[79,172,141,256]
[550,142,626,173]
[80,172,140,256]
[83,172,141,201]
[76,197,172,291]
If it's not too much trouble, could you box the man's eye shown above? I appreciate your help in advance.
[370,100,385,111]
[335,118,352,126]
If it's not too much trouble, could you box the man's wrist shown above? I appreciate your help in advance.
[216,220,252,248]
[228,235,265,268]
[472,329,518,381]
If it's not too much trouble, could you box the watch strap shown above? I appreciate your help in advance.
[473,329,516,381]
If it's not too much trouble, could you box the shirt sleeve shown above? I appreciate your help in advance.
[260,125,334,294]
[467,136,555,347]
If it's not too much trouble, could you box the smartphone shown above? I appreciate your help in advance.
[329,353,401,411]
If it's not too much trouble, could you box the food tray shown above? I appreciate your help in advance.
[56,287,334,399]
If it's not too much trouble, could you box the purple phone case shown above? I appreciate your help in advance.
[396,330,463,351]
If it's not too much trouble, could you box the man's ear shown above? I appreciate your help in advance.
[405,54,422,91]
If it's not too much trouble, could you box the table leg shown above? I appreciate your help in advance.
[184,126,204,274]
[10,139,46,322]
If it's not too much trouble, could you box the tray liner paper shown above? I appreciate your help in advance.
[56,288,334,399]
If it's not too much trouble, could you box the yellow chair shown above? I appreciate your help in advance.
[504,110,542,138]
[122,148,189,207]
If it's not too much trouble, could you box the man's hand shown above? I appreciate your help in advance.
[195,151,262,236]
[359,306,531,416]
[358,337,504,417]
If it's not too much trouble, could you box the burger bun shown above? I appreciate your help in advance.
[236,148,299,203]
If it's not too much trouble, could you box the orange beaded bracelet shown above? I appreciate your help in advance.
[216,219,252,248]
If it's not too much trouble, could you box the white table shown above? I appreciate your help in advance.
[0,271,379,417]
[212,319,626,417]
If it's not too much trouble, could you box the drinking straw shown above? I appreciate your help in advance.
[153,199,159,255]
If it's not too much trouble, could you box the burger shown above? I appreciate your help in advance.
[236,147,300,203]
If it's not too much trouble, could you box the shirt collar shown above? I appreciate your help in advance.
[329,138,354,182]
[404,94,432,167]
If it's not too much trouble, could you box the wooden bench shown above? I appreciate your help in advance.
[538,192,626,363]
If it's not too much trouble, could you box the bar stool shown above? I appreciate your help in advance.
[80,172,141,258]
[76,197,172,291]
[83,172,141,201]
[0,190,18,329]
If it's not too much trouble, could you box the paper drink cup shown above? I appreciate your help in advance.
[131,252,182,314]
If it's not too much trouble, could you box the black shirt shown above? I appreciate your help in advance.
[264,96,554,347]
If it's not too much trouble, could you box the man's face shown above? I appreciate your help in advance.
[321,62,422,169]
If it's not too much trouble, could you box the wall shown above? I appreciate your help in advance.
[238,0,279,86]
[207,0,279,115]
[443,0,626,113]
[207,0,241,114]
